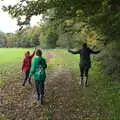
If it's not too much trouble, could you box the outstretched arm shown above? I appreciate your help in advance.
[30,48,36,59]
[68,49,80,54]
[89,49,101,54]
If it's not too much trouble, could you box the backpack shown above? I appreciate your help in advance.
[35,58,47,80]
[36,59,44,74]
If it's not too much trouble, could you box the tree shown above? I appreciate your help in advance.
[14,26,41,48]
[46,31,58,48]
[3,0,120,44]
[0,31,7,47]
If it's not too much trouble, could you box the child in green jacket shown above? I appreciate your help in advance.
[29,49,47,104]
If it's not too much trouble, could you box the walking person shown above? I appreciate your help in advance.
[68,43,100,87]
[29,49,47,104]
[21,48,36,86]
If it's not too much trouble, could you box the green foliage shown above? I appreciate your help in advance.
[15,26,41,48]
[2,0,120,43]
[0,26,41,48]
[0,31,7,47]
[1,0,120,82]
[46,32,58,48]
[38,21,59,48]
[97,41,120,78]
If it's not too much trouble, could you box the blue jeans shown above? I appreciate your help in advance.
[35,80,45,101]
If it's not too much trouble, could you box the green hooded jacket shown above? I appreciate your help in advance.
[29,56,47,81]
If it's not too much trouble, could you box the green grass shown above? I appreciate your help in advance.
[0,48,32,64]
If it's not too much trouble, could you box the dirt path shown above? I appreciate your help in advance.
[0,66,75,120]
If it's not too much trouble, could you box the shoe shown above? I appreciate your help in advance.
[29,81,32,86]
[40,95,44,105]
[84,77,88,87]
[41,100,44,105]
[41,99,44,105]
[79,77,83,87]
[37,97,40,101]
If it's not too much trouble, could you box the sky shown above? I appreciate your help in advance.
[0,0,41,33]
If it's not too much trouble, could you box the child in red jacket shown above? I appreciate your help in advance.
[22,48,36,86]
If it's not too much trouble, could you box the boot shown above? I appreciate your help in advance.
[79,77,83,87]
[29,80,32,86]
[41,95,44,105]
[84,76,88,87]
[22,81,26,86]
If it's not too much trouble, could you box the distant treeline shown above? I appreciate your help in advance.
[0,20,102,49]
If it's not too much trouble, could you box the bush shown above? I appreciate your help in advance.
[97,41,120,80]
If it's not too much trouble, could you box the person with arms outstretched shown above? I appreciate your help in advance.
[68,43,100,87]
[29,49,47,104]
[21,48,36,86]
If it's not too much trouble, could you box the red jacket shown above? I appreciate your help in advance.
[22,51,35,72]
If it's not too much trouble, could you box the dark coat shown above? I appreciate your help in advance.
[69,47,100,69]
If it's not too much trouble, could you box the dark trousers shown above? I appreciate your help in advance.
[80,66,89,86]
[80,66,89,78]
[35,80,45,100]
[23,70,31,85]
